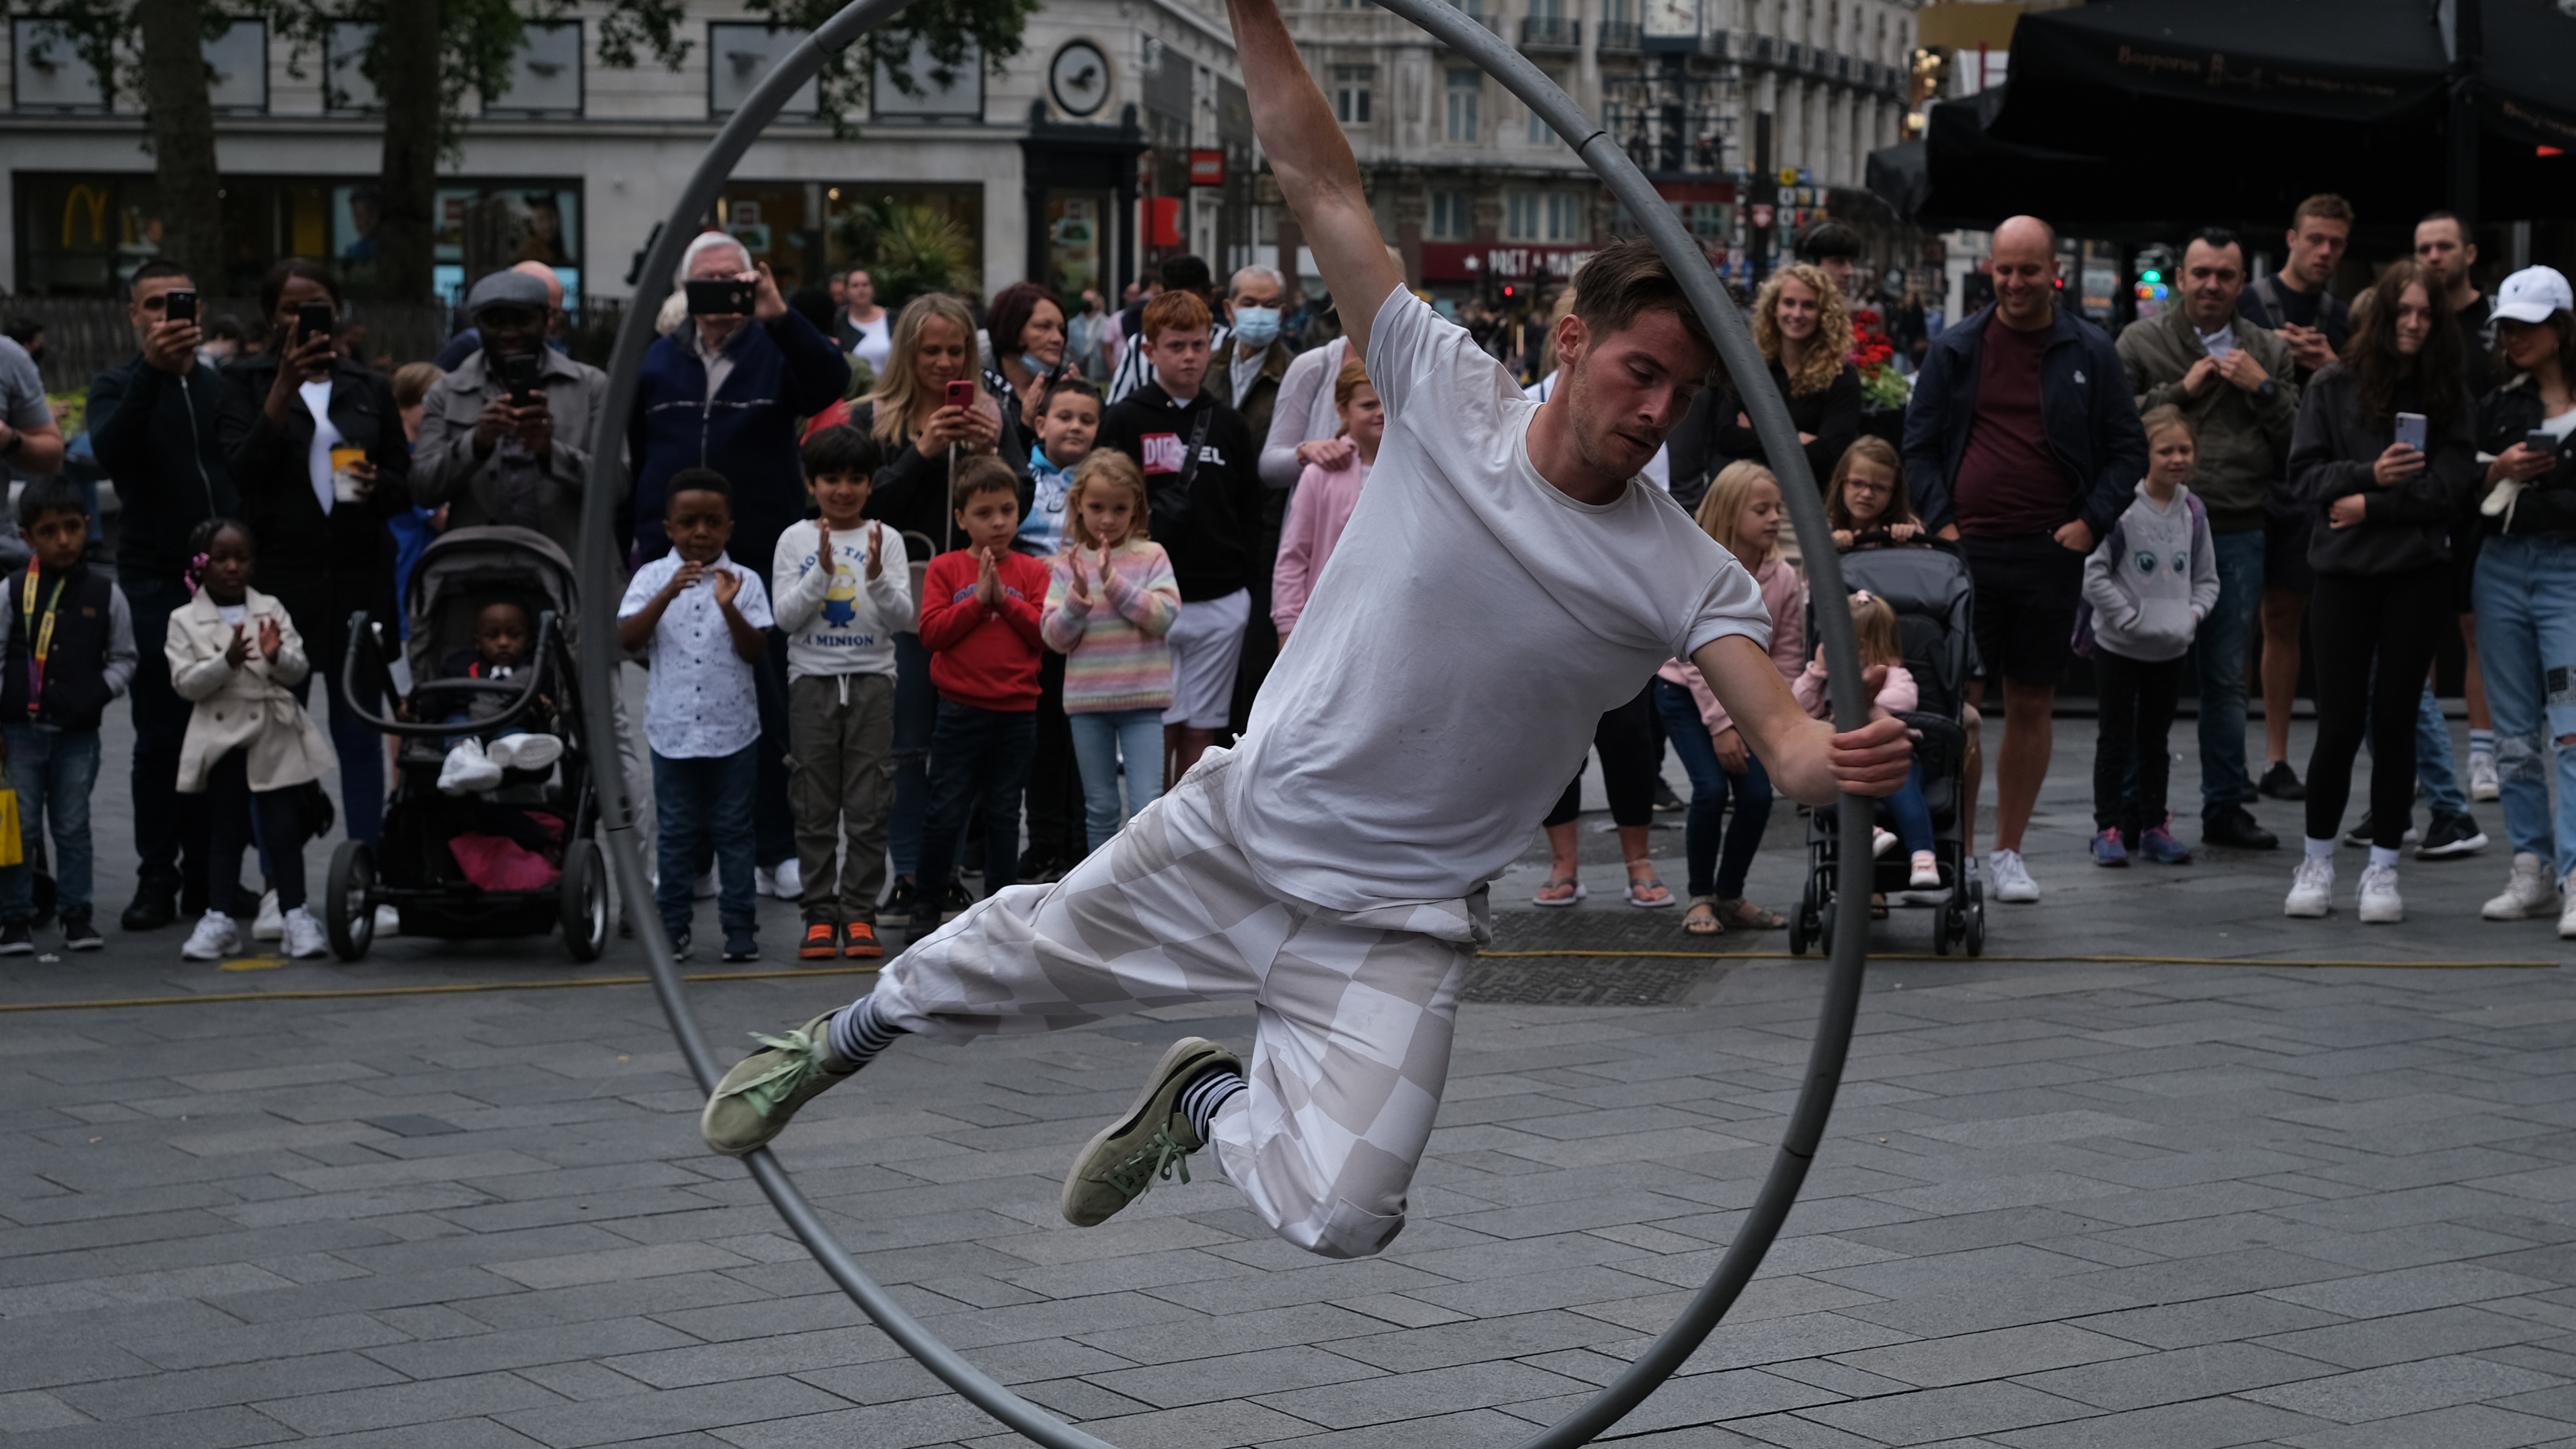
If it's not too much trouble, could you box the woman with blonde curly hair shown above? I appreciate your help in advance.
[1707,261,1862,490]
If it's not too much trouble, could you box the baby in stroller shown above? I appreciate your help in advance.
[426,599,564,794]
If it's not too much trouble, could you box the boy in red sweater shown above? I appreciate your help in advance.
[910,457,1049,942]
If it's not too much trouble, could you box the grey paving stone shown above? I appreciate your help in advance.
[2240,1354,2565,1423]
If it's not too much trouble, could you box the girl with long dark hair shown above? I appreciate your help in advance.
[2283,260,2479,923]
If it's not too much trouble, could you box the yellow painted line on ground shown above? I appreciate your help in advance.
[0,964,882,1013]
[1478,949,2561,970]
[217,955,287,972]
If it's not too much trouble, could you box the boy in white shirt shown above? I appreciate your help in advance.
[617,468,773,963]
[772,426,912,961]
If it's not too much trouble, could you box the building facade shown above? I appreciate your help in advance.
[0,0,1253,305]
[1277,0,1915,305]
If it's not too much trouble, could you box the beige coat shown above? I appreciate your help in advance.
[168,587,336,793]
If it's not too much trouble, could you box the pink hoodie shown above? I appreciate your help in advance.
[1656,557,1806,737]
[1793,659,1917,719]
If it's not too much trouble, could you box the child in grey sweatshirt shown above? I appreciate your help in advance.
[2080,406,2221,866]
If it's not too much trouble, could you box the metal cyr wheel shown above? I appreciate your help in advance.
[573,0,1882,1442]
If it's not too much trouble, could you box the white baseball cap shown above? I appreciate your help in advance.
[2492,266,2574,325]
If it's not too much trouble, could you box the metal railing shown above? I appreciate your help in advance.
[1595,20,1640,51]
[1519,14,1581,46]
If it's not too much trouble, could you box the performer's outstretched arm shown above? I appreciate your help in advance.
[1694,633,1913,806]
[1228,0,1404,363]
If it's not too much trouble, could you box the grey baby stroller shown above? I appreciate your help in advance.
[329,526,607,962]
[1788,543,1987,957]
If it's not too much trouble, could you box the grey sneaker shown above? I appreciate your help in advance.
[699,1012,857,1158]
[1061,1036,1243,1228]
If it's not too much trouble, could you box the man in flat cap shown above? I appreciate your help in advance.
[413,268,607,545]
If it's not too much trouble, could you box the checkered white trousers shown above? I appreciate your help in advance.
[867,747,1489,1259]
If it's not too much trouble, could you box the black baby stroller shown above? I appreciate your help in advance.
[1787,543,1988,957]
[328,526,608,962]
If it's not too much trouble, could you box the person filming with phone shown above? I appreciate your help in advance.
[630,231,850,902]
[414,269,609,545]
[86,260,236,933]
[2469,266,2576,936]
[216,257,410,857]
[2280,260,2480,925]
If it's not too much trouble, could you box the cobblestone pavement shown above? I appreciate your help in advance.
[2,706,2572,1446]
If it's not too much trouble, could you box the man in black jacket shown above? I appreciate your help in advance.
[1095,288,1262,780]
[1903,215,2150,907]
[85,259,239,930]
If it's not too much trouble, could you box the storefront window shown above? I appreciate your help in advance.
[1046,192,1108,297]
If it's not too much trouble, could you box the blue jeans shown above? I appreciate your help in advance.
[0,725,99,922]
[2474,535,2576,876]
[917,701,1036,906]
[1068,706,1164,851]
[2197,530,2262,819]
[653,744,759,943]
[889,632,936,879]
[1654,678,1773,900]
[1885,761,1935,856]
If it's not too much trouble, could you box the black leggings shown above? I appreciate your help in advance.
[2304,567,2450,849]
[2093,650,2184,833]
[1545,685,1660,829]
[206,749,308,914]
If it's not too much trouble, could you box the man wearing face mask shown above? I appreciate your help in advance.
[1219,266,1296,735]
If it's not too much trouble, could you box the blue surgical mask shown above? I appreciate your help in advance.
[1019,352,1051,377]
[1231,306,1281,349]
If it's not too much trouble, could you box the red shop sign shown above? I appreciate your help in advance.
[1189,150,1225,186]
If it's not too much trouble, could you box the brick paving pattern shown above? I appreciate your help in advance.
[1,704,2570,1445]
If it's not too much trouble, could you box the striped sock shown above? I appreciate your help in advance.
[825,994,906,1070]
[2471,728,2495,759]
[1180,1068,1247,1143]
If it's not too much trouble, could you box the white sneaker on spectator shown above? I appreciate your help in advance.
[1988,849,2039,903]
[487,732,563,773]
[2484,853,2559,921]
[2470,752,2500,802]
[693,869,718,900]
[374,904,402,936]
[439,738,503,794]
[2284,857,2334,918]
[283,906,329,959]
[771,858,803,897]
[252,888,283,942]
[180,909,239,961]
[2561,871,2576,941]
[1872,829,1898,858]
[2358,863,2404,924]
[1908,851,1941,890]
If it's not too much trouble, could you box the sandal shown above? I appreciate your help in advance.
[1683,896,1722,936]
[1715,897,1786,930]
[1625,867,1676,909]
[1533,877,1587,908]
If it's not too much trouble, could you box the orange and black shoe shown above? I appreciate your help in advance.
[798,921,840,960]
[841,921,884,959]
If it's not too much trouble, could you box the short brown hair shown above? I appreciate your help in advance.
[1141,288,1212,343]
[1066,450,1150,549]
[392,361,444,411]
[1570,236,1713,356]
[950,455,1020,512]
[2292,194,2354,230]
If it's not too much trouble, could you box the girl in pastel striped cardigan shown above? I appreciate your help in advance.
[1041,451,1182,849]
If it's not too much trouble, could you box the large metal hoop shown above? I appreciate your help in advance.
[576,4,1878,1442]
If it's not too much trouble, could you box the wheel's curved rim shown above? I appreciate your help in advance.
[574,4,1878,1442]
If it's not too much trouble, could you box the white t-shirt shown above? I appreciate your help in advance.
[1231,287,1770,911]
[848,311,892,373]
[299,379,344,515]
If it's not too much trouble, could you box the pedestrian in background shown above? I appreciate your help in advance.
[2079,406,2218,869]
[2471,266,2576,938]
[2283,261,2480,925]
[1042,451,1180,851]
[2114,226,2295,853]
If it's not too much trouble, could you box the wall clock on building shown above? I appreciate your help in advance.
[1051,40,1111,118]
[1644,0,1699,43]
